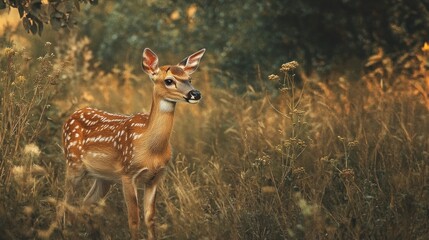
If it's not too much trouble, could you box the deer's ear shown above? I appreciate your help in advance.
[178,49,206,74]
[142,48,159,75]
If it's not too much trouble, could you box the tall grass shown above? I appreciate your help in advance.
[0,37,428,239]
[0,39,62,238]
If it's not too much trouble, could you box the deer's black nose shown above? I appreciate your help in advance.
[188,90,201,100]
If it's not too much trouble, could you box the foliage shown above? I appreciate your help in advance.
[0,0,97,35]
[4,0,429,86]
[1,35,428,238]
[0,39,58,180]
[0,38,63,238]
[71,0,429,83]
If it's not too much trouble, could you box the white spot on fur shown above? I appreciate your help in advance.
[133,133,144,140]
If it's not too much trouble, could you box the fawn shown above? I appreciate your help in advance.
[61,48,205,239]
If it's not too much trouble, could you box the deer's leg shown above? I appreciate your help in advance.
[143,182,157,240]
[122,176,139,240]
[83,179,111,205]
[81,179,110,240]
[144,173,164,240]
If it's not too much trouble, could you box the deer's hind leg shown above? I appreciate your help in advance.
[84,179,111,205]
[82,178,111,240]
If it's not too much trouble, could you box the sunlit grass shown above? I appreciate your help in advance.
[1,39,428,239]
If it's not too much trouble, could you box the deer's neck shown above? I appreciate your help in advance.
[144,93,176,153]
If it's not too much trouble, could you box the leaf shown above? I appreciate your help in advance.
[22,17,30,33]
[18,4,24,18]
[38,22,43,36]
[30,0,42,12]
[56,2,66,13]
[65,0,74,13]
[53,12,62,18]
[247,85,255,93]
[365,48,384,67]
[50,17,61,30]
[34,18,44,36]
[74,0,80,11]
[30,21,38,34]
[0,1,6,9]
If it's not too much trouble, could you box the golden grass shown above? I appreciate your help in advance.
[0,38,428,239]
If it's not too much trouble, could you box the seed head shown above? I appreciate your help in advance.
[268,74,280,81]
[24,143,41,158]
[280,61,299,72]
[16,75,26,85]
[4,47,15,57]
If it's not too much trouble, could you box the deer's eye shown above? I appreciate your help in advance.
[164,79,174,86]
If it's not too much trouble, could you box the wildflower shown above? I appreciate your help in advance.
[37,222,58,239]
[422,42,429,52]
[12,166,25,179]
[24,143,41,158]
[170,10,180,20]
[12,165,36,187]
[268,74,280,81]
[295,193,314,216]
[280,61,299,72]
[280,87,289,93]
[340,168,355,181]
[298,198,312,216]
[292,167,305,176]
[347,140,359,148]
[4,47,15,57]
[15,75,26,85]
[23,206,33,216]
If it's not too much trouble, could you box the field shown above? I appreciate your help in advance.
[1,1,429,239]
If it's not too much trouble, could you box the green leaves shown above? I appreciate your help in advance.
[3,0,97,35]
[21,13,43,36]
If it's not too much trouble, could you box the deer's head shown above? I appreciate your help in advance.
[142,48,205,104]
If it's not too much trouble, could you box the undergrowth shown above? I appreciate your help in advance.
[0,36,428,239]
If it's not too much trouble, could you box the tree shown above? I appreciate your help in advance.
[0,0,97,35]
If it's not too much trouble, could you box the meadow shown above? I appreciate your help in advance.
[1,36,428,239]
[1,1,429,239]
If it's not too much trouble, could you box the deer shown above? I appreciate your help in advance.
[61,48,206,240]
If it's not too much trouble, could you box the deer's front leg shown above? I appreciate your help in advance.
[122,176,139,240]
[144,181,158,240]
[143,170,165,240]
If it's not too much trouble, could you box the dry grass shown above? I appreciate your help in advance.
[1,37,428,239]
